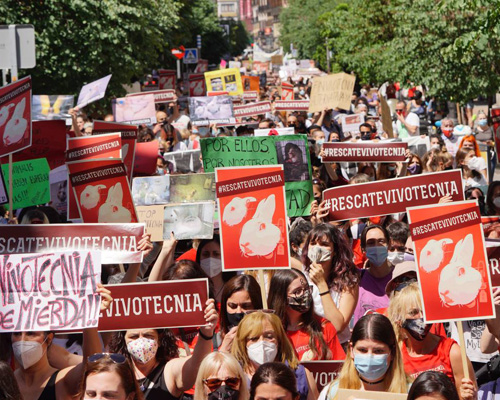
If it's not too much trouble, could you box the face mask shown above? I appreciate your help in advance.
[387,251,405,265]
[353,353,390,382]
[368,176,375,181]
[361,134,371,141]
[316,139,325,147]
[442,128,453,138]
[288,292,312,313]
[479,119,488,126]
[387,165,397,172]
[227,312,245,329]
[126,337,158,364]
[402,318,432,341]
[331,139,340,143]
[296,247,303,257]
[307,113,313,119]
[247,340,278,365]
[366,246,388,267]
[208,386,240,400]
[13,339,47,369]
[200,257,222,278]
[403,252,415,262]
[307,245,332,263]
[157,167,165,175]
[299,90,305,96]
[494,197,500,209]
[407,164,421,175]
[431,144,441,150]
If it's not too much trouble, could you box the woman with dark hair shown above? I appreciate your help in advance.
[289,219,313,269]
[301,223,359,345]
[250,362,300,400]
[486,181,500,215]
[407,371,459,400]
[0,360,23,400]
[268,269,345,361]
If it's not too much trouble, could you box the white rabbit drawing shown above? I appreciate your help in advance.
[239,194,281,257]
[419,238,453,273]
[223,196,256,226]
[0,103,14,127]
[97,183,133,223]
[4,98,28,146]
[80,184,106,209]
[438,234,482,306]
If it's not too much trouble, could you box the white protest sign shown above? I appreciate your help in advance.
[77,74,112,108]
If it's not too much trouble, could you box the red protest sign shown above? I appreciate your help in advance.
[0,76,32,158]
[274,100,310,111]
[233,101,272,118]
[323,170,464,221]
[159,69,176,90]
[407,201,495,323]
[194,60,208,73]
[0,251,102,332]
[0,223,144,264]
[127,89,176,104]
[281,82,294,101]
[243,91,259,102]
[207,91,229,97]
[322,142,408,163]
[487,246,500,287]
[99,279,209,331]
[66,133,122,162]
[189,74,207,97]
[133,141,158,176]
[216,165,290,271]
[300,361,343,392]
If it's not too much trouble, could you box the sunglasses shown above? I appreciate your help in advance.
[396,109,404,112]
[203,377,241,391]
[88,353,126,364]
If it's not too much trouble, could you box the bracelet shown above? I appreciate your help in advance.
[198,329,214,341]
[319,290,330,296]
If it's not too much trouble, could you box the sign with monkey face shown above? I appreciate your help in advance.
[407,201,495,323]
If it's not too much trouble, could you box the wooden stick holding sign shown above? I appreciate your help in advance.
[258,270,269,309]
[457,322,470,380]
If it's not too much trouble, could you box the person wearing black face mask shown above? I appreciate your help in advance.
[268,269,345,361]
[359,123,373,141]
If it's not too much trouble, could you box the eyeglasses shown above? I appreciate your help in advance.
[203,377,241,391]
[289,285,313,298]
[88,353,126,364]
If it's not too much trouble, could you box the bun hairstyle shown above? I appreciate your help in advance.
[250,362,299,400]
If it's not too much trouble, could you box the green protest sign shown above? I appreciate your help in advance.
[201,135,313,217]
[1,158,50,209]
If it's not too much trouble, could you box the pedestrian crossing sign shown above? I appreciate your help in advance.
[183,48,198,64]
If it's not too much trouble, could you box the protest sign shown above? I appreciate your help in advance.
[113,94,156,125]
[0,223,145,264]
[308,73,356,113]
[163,149,203,174]
[67,159,137,223]
[0,250,102,332]
[127,89,175,104]
[99,279,208,331]
[205,68,244,96]
[195,60,208,73]
[76,74,112,108]
[243,91,259,102]
[300,361,343,392]
[233,101,272,118]
[32,95,74,120]
[242,76,260,91]
[407,201,495,323]
[254,127,295,137]
[271,55,284,65]
[66,133,122,162]
[49,164,68,216]
[0,76,32,158]
[379,94,394,138]
[216,165,290,271]
[487,247,500,287]
[159,69,176,90]
[189,74,207,97]
[133,141,158,177]
[322,142,408,163]
[0,169,7,205]
[337,390,407,400]
[274,100,310,112]
[189,96,235,126]
[132,175,170,205]
[1,158,50,209]
[340,113,364,135]
[323,170,464,221]
[482,216,500,240]
[207,91,229,97]
[136,205,165,241]
[201,135,314,217]
[281,82,294,101]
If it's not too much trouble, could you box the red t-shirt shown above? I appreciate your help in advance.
[286,318,345,361]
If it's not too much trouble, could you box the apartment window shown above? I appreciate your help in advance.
[221,3,235,12]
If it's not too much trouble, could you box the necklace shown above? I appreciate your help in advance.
[359,376,385,385]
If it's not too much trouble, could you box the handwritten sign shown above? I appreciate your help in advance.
[308,73,355,113]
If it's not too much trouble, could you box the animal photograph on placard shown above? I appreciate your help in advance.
[132,175,170,205]
[32,95,74,120]
[188,95,234,122]
[162,201,215,240]
[276,140,310,182]
[169,173,216,203]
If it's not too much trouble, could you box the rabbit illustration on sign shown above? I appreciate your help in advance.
[4,98,28,146]
[438,234,482,306]
[419,238,453,273]
[80,184,106,209]
[239,194,281,257]
[98,183,133,223]
[0,103,14,127]
[223,196,256,226]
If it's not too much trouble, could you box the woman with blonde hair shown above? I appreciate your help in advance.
[194,352,248,400]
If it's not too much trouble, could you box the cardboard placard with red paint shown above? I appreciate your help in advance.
[233,101,272,118]
[133,141,159,176]
[300,361,343,393]
[189,74,207,97]
[281,82,294,101]
[66,133,122,162]
[274,100,310,111]
[323,170,464,221]
[322,142,408,163]
[127,89,176,104]
[242,76,260,91]
[0,251,102,332]
[216,165,290,271]
[159,69,176,90]
[0,76,32,158]
[68,159,138,223]
[99,279,209,331]
[0,223,145,264]
[407,201,495,323]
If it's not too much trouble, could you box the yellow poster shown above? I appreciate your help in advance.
[205,68,243,96]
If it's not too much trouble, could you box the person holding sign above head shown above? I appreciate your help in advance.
[250,362,300,400]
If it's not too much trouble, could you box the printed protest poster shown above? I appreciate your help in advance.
[113,94,156,125]
[300,361,343,392]
[67,159,138,223]
[407,201,495,323]
[136,205,165,241]
[487,247,500,287]
[0,168,7,205]
[99,279,208,331]
[159,69,176,90]
[341,113,364,135]
[0,223,145,264]
[32,95,74,120]
[216,165,290,270]
[0,76,32,158]
[170,173,216,203]
[205,68,244,96]
[195,60,209,73]
[233,101,272,118]
[308,73,356,113]
[322,142,408,163]
[1,158,50,209]
[163,201,215,240]
[274,100,310,112]
[242,76,260,92]
[189,74,207,97]
[281,82,294,100]
[201,135,314,217]
[49,164,68,216]
[189,96,235,126]
[132,175,170,205]
[133,141,158,177]
[127,89,175,104]
[254,127,295,137]
[323,170,464,221]
[483,216,500,240]
[76,74,112,108]
[163,149,203,174]
[243,91,259,102]
[0,250,102,332]
[66,133,122,162]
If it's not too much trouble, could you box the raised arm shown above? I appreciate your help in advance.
[148,233,178,282]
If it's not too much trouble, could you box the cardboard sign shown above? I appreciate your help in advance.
[205,68,243,96]
[322,142,408,163]
[99,279,209,331]
[0,251,102,332]
[163,149,203,173]
[189,96,235,126]
[127,89,176,104]
[337,389,407,400]
[216,165,290,271]
[282,82,294,101]
[133,141,158,176]
[0,223,145,264]
[201,135,314,217]
[323,170,464,221]
[136,205,165,241]
[66,133,122,162]
[1,158,50,209]
[32,95,74,120]
[49,164,68,215]
[233,101,272,118]
[407,201,495,323]
[300,361,343,392]
[243,91,259,101]
[341,113,365,134]
[271,55,284,65]
[76,74,112,108]
[242,76,260,92]
[0,76,32,158]
[308,73,355,113]
[189,74,207,97]
[254,128,295,137]
[274,100,310,111]
[159,69,176,90]
[113,94,156,125]
[380,94,394,138]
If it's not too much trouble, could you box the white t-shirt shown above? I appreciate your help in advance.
[450,320,498,363]
[394,112,420,138]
